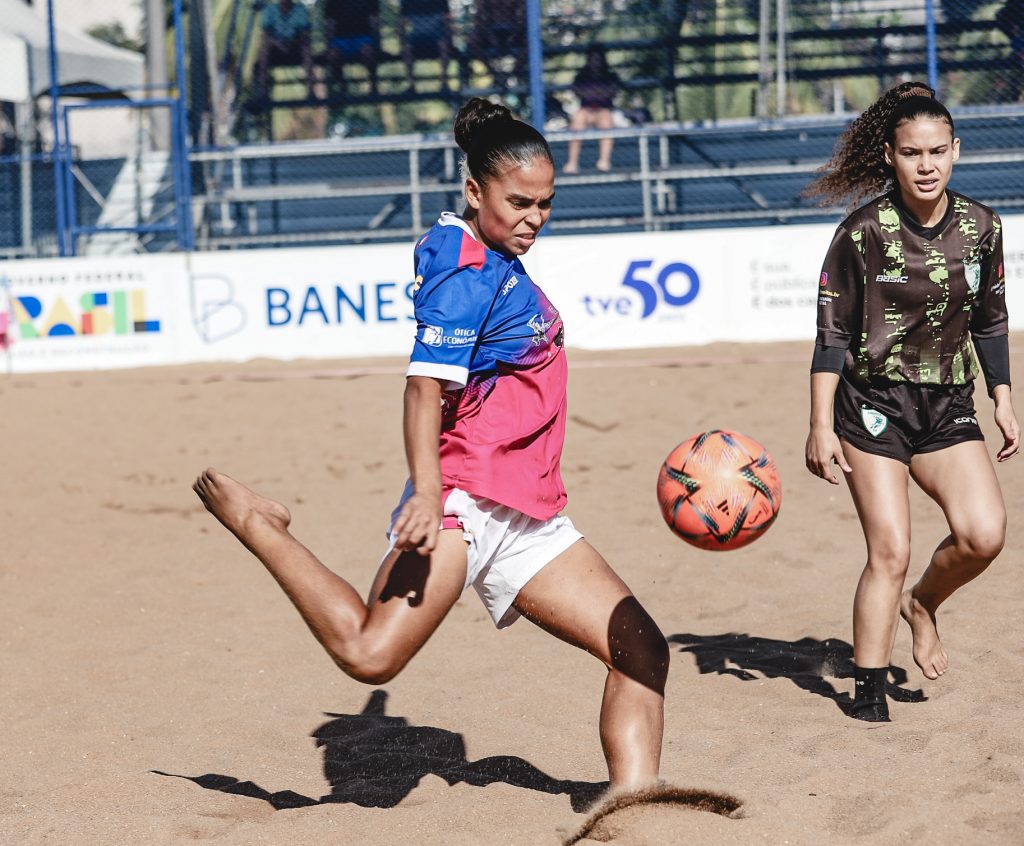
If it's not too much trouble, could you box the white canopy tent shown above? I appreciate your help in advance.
[0,0,144,102]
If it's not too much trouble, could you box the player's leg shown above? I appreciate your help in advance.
[594,107,615,171]
[359,39,380,95]
[841,441,912,720]
[399,21,416,91]
[564,108,599,173]
[904,440,1005,679]
[512,539,668,789]
[298,32,316,98]
[843,442,913,666]
[255,37,273,98]
[193,469,467,684]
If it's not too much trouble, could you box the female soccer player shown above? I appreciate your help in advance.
[193,98,668,789]
[805,82,1019,722]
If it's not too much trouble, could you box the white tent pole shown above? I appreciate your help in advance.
[17,101,32,253]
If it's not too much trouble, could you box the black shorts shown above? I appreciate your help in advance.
[834,378,985,464]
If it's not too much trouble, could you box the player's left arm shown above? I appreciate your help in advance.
[971,213,1018,460]
[991,384,1019,461]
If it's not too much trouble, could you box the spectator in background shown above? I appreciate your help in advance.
[255,0,316,101]
[322,0,381,96]
[398,0,453,92]
[469,0,526,87]
[563,46,621,174]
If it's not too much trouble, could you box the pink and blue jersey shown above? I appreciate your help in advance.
[407,213,568,520]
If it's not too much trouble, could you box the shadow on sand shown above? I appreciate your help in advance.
[153,690,605,812]
[668,632,926,715]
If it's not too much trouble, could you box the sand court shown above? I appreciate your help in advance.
[3,339,1023,844]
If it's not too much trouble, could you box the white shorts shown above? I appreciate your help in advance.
[386,485,583,628]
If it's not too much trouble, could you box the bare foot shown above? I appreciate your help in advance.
[193,468,291,548]
[596,159,612,172]
[562,162,579,174]
[900,590,949,680]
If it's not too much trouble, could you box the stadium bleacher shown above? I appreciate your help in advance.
[2,0,1023,256]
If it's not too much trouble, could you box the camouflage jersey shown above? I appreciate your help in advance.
[816,190,1007,387]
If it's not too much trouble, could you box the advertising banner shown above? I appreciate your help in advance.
[1,213,1022,374]
[1,254,185,372]
[182,245,418,364]
[533,223,833,350]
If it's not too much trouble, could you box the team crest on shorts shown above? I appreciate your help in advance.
[861,407,888,438]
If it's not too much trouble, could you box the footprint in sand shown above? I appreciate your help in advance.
[561,784,742,845]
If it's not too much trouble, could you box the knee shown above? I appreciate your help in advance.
[327,639,407,686]
[866,534,911,579]
[957,521,1005,563]
[609,609,670,694]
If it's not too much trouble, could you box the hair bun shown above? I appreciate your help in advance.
[453,98,516,154]
[896,82,935,100]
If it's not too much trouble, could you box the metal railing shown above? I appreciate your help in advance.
[188,104,1024,250]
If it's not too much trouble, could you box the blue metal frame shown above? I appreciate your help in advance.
[172,0,194,250]
[925,0,939,93]
[59,99,189,256]
[526,0,545,129]
[46,0,68,256]
[46,0,194,255]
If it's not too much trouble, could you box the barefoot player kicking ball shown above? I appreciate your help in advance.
[804,82,1019,722]
[194,97,668,789]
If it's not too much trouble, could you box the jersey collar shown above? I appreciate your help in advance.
[888,189,955,240]
[438,212,479,241]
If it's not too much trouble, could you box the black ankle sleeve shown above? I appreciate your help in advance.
[851,665,891,722]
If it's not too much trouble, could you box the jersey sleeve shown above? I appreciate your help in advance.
[407,227,496,389]
[970,213,1009,340]
[815,223,864,349]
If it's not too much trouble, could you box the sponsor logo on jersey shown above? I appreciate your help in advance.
[963,262,981,294]
[413,274,424,292]
[861,407,889,437]
[446,327,477,346]
[421,324,443,346]
[954,416,978,426]
[819,271,829,287]
[501,275,519,296]
[875,274,908,284]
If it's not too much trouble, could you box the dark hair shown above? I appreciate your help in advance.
[585,44,609,71]
[453,97,553,185]
[805,81,956,207]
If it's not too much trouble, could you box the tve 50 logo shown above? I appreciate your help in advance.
[582,260,700,319]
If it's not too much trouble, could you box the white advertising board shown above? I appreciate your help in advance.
[1002,214,1024,324]
[531,223,834,349]
[1,254,185,372]
[181,244,418,364]
[2,214,1023,374]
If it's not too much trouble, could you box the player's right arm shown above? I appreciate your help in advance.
[806,371,851,484]
[806,223,861,483]
[393,375,445,555]
[393,221,495,553]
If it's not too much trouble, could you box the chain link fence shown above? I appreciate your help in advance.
[1,0,1022,255]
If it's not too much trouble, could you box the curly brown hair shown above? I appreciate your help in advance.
[804,81,955,207]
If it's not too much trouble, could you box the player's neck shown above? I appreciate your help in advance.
[895,187,949,229]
